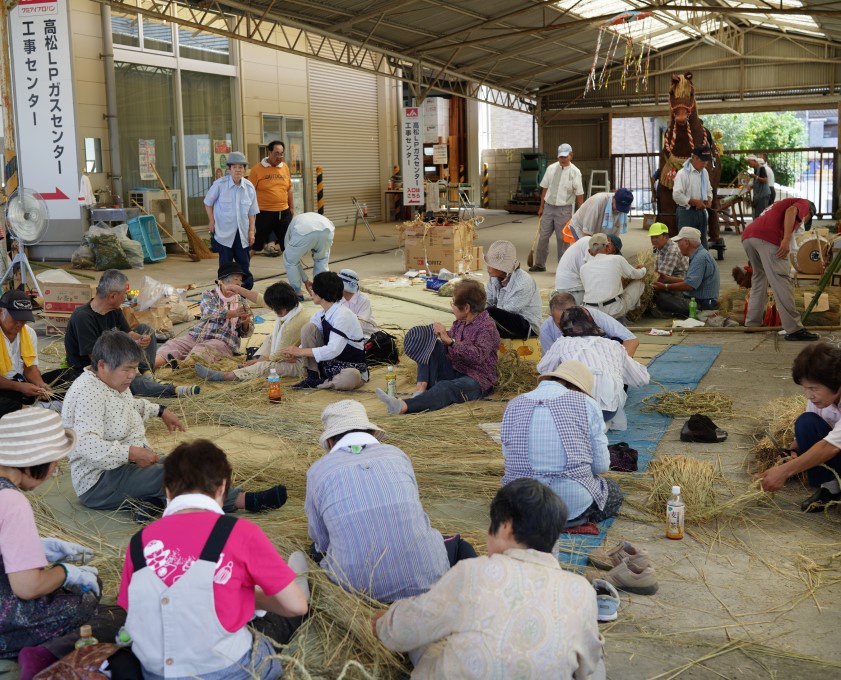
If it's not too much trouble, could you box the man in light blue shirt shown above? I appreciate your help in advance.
[204,151,259,289]
[540,291,639,356]
[652,226,720,316]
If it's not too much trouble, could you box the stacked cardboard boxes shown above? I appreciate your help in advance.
[41,282,94,336]
[402,222,483,273]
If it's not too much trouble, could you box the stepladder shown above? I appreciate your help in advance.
[351,197,376,241]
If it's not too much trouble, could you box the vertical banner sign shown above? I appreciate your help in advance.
[138,139,156,180]
[402,107,423,207]
[9,0,79,220]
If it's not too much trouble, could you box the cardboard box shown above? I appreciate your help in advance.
[404,244,483,273]
[42,313,71,336]
[402,222,473,252]
[42,283,93,314]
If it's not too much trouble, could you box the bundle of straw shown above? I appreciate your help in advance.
[641,389,734,418]
[625,248,658,322]
[748,395,805,473]
[494,350,539,398]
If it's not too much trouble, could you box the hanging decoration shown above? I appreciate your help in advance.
[584,11,653,97]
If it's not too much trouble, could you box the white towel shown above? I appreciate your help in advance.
[79,174,96,207]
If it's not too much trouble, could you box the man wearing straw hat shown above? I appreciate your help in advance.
[306,400,475,603]
[501,360,623,528]
[531,143,584,272]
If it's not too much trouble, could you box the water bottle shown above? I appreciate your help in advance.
[385,365,397,399]
[666,485,685,540]
[688,297,698,320]
[267,368,281,403]
[74,625,98,649]
[115,626,132,647]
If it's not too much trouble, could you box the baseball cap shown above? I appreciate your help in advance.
[648,222,670,237]
[0,290,35,322]
[217,262,245,280]
[671,226,702,242]
[557,143,573,157]
[589,233,609,248]
[606,234,623,254]
[692,145,712,161]
[613,188,634,214]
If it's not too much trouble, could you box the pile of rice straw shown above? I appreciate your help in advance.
[641,388,734,418]
[494,350,539,398]
[643,455,763,523]
[748,395,805,473]
[625,248,658,322]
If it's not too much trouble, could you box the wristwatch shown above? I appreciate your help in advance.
[158,405,166,417]
[450,338,456,347]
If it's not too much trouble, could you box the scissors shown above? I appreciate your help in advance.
[766,431,793,457]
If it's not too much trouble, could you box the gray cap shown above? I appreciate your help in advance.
[226,151,247,166]
[557,143,573,157]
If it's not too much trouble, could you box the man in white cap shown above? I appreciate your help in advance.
[652,226,720,317]
[501,361,623,527]
[531,143,584,272]
[204,150,259,290]
[338,268,379,338]
[579,233,646,321]
[745,154,772,218]
[484,240,542,339]
[306,400,475,603]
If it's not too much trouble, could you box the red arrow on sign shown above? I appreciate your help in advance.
[35,188,69,200]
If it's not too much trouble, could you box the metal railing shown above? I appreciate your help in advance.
[611,147,838,218]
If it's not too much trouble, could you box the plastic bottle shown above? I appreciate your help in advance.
[385,365,397,399]
[115,626,132,647]
[267,369,281,403]
[74,625,98,649]
[666,485,685,540]
[688,297,698,320]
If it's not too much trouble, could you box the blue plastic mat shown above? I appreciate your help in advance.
[556,344,722,568]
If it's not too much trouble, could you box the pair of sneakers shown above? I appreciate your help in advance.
[590,540,658,596]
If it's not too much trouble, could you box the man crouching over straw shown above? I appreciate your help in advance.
[373,479,605,678]
[62,330,287,519]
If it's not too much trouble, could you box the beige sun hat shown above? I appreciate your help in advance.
[319,400,385,451]
[484,240,518,274]
[0,408,76,468]
[539,360,595,398]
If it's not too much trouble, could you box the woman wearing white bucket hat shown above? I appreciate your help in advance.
[484,240,542,339]
[0,408,139,679]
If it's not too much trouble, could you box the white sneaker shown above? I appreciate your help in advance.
[592,579,621,622]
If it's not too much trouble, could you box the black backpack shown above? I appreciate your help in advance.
[365,331,399,366]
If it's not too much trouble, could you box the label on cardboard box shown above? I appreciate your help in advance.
[43,283,93,313]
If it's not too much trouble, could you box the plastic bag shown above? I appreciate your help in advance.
[136,276,173,311]
[85,223,130,270]
[122,238,145,269]
[70,244,95,269]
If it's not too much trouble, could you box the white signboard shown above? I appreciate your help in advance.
[432,143,448,166]
[139,139,156,180]
[402,107,424,207]
[10,0,80,221]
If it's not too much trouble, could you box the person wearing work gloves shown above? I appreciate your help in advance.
[0,408,139,679]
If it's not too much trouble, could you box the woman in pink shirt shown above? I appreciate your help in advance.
[758,342,841,512]
[119,439,309,679]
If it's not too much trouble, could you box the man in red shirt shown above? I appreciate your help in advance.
[741,198,818,341]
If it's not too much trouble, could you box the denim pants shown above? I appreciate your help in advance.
[794,412,841,488]
[676,206,708,250]
[405,342,485,414]
[283,228,333,294]
[213,231,254,289]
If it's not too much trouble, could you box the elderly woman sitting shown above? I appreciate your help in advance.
[0,409,140,680]
[484,240,542,340]
[119,440,309,680]
[502,361,623,527]
[376,279,500,415]
[62,329,286,518]
[537,306,649,429]
[154,262,253,369]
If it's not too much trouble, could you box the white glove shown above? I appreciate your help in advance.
[42,537,94,564]
[62,564,100,596]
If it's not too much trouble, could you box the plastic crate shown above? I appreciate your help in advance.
[127,215,167,263]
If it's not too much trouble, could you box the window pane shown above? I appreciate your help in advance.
[114,63,179,203]
[178,27,230,64]
[181,71,235,224]
[285,118,307,212]
[142,17,172,53]
[262,115,282,146]
[112,12,140,48]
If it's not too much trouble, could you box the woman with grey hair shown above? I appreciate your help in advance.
[62,330,287,520]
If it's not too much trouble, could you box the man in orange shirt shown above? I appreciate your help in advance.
[248,140,295,257]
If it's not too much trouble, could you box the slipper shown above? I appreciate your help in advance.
[680,413,727,443]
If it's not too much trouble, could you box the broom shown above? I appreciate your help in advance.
[526,221,541,268]
[130,199,200,262]
[149,164,214,260]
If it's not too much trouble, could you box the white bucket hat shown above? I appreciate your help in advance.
[319,400,384,450]
[484,240,518,274]
[0,408,76,468]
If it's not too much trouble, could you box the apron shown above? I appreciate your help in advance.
[319,314,368,381]
[125,515,257,679]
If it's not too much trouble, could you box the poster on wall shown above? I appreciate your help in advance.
[432,143,448,166]
[213,140,231,179]
[402,107,424,207]
[197,138,211,178]
[139,139,156,180]
[9,0,81,221]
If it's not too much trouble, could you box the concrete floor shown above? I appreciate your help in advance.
[7,211,841,678]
